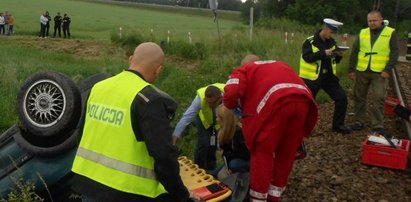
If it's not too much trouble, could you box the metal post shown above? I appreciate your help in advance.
[391,68,411,139]
[250,7,254,42]
[167,30,170,45]
[119,27,122,39]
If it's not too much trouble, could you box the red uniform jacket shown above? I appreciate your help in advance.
[223,60,318,151]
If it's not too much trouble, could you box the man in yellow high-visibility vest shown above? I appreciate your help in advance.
[172,83,224,171]
[349,10,399,134]
[71,42,199,202]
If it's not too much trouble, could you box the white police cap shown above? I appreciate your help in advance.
[323,18,343,32]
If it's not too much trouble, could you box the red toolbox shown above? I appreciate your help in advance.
[361,139,409,170]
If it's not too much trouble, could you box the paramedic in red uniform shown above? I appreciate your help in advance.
[223,55,318,202]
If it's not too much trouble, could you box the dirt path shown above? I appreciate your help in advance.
[283,59,411,201]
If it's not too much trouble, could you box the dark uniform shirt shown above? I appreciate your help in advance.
[302,30,342,77]
[348,26,399,73]
[62,16,71,27]
[54,15,62,26]
[72,70,190,202]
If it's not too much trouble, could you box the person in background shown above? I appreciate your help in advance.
[53,12,62,38]
[348,10,399,134]
[45,11,51,37]
[71,42,199,202]
[7,12,14,35]
[62,13,71,39]
[223,55,318,202]
[172,83,225,171]
[212,104,249,180]
[4,11,9,35]
[299,18,352,134]
[39,11,48,38]
[0,13,5,35]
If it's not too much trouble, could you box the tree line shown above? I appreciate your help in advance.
[243,0,410,34]
[115,0,410,35]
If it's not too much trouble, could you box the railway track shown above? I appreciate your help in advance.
[391,58,411,139]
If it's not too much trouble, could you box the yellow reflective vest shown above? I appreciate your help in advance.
[197,83,225,129]
[356,26,394,72]
[299,36,337,80]
[72,71,167,197]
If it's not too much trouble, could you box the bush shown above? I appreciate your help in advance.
[163,40,208,60]
[110,31,147,56]
[1,178,43,202]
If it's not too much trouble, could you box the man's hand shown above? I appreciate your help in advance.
[381,71,390,79]
[332,50,343,57]
[349,72,356,80]
[325,49,333,56]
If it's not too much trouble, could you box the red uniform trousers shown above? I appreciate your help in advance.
[248,97,311,202]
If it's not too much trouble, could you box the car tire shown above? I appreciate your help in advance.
[78,72,109,92]
[14,72,109,157]
[16,71,81,137]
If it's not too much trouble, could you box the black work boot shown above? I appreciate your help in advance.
[332,125,353,134]
[350,122,365,131]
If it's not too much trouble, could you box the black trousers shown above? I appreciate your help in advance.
[39,23,46,37]
[54,25,61,37]
[303,72,348,128]
[63,26,70,38]
[194,116,217,171]
[45,24,50,36]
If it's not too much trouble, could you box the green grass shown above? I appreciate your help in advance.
[0,0,358,200]
[0,38,126,131]
[0,0,355,173]
[4,0,242,41]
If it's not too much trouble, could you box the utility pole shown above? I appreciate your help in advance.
[393,0,400,27]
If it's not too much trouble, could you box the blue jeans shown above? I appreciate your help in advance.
[229,158,250,173]
[212,158,250,178]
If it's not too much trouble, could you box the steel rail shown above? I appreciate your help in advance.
[391,67,411,139]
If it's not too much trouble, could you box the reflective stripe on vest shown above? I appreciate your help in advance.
[256,83,309,114]
[299,36,336,80]
[72,71,167,197]
[197,83,225,129]
[357,27,394,72]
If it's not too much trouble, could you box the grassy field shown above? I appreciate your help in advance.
[0,0,354,159]
[0,0,359,200]
[3,0,242,41]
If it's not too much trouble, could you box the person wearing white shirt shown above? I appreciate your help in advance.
[39,12,48,38]
[0,13,5,35]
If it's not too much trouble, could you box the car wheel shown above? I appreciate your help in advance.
[16,71,81,137]
[14,72,109,157]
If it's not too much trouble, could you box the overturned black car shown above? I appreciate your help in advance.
[0,71,108,200]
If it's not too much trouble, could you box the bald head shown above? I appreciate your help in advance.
[367,10,384,30]
[241,54,260,65]
[129,42,165,83]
